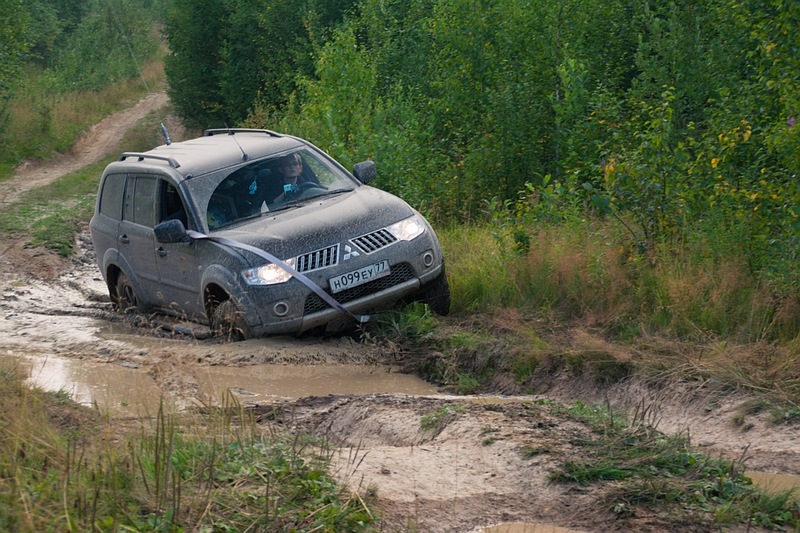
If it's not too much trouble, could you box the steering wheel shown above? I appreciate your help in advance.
[298,181,327,192]
[296,181,328,199]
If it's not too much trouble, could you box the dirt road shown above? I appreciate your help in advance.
[0,92,169,208]
[1,93,798,532]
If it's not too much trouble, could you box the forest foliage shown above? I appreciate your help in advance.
[162,0,800,295]
[0,0,164,169]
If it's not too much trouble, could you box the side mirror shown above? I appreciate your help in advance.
[352,160,376,184]
[154,219,190,243]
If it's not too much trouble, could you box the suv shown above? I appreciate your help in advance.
[89,128,450,339]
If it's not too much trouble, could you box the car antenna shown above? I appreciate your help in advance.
[226,123,249,161]
[160,122,172,146]
[105,0,171,145]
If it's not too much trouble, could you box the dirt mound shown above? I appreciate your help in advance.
[262,395,607,532]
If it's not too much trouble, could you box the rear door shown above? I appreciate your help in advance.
[118,175,160,304]
[91,172,126,270]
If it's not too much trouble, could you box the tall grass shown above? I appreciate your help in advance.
[0,76,178,258]
[415,222,800,410]
[441,222,800,344]
[0,367,374,531]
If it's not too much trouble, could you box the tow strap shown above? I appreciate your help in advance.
[186,230,370,324]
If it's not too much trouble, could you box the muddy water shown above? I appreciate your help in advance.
[2,352,439,416]
[746,471,800,502]
[3,352,165,416]
[195,363,439,401]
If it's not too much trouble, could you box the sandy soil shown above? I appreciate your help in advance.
[0,93,797,532]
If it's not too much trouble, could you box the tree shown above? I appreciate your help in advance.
[0,0,31,132]
[164,0,228,128]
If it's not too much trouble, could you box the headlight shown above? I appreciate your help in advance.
[242,258,296,285]
[388,215,425,241]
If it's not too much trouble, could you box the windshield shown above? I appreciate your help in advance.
[185,147,358,231]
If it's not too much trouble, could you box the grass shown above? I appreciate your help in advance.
[546,399,800,530]
[365,222,800,425]
[0,160,106,255]
[0,367,375,531]
[419,405,465,433]
[441,221,800,343]
[0,92,176,257]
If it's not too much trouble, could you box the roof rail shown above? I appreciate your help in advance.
[119,152,181,168]
[204,128,282,138]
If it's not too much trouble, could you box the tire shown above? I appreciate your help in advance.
[114,272,140,314]
[418,268,451,316]
[210,299,253,342]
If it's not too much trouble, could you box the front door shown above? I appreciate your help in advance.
[153,181,203,318]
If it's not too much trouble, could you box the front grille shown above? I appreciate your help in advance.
[296,244,339,273]
[303,263,414,314]
[351,229,397,254]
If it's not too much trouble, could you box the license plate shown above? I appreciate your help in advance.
[329,260,390,293]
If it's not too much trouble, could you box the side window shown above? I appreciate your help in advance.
[122,176,158,228]
[98,173,126,220]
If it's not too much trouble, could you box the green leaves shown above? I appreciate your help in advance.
[159,0,800,294]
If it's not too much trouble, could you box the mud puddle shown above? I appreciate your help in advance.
[2,352,439,416]
[746,471,800,503]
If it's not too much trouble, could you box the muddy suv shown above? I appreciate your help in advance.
[89,128,450,339]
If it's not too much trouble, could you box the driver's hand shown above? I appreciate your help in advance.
[283,183,299,201]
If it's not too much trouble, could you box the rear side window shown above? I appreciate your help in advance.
[123,176,158,228]
[98,173,126,220]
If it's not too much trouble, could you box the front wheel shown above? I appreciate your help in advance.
[210,299,253,342]
[418,268,451,316]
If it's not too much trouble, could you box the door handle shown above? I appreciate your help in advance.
[157,247,167,257]
[119,234,130,244]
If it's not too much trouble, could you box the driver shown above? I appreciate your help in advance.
[273,152,304,202]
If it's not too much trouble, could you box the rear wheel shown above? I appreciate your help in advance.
[210,299,253,342]
[114,272,140,313]
[418,268,451,316]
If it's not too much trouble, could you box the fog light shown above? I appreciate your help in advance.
[422,251,434,267]
[273,302,289,317]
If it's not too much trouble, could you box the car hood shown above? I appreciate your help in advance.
[213,187,416,260]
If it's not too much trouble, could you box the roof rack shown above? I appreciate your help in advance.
[204,128,282,138]
[119,152,181,168]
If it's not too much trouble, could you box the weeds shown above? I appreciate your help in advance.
[441,223,800,342]
[419,405,465,433]
[0,102,174,256]
[0,368,375,532]
[0,162,101,255]
[549,399,800,530]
